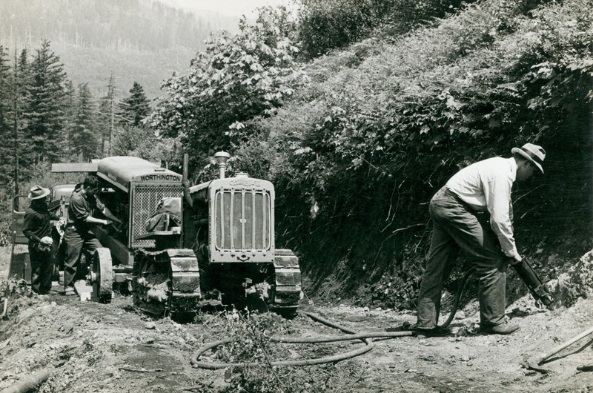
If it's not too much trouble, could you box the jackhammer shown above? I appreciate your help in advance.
[436,256,554,330]
[509,257,554,308]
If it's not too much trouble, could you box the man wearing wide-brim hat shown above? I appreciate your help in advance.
[415,143,548,337]
[23,185,60,294]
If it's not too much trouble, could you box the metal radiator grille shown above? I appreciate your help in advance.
[213,188,272,252]
[131,185,183,248]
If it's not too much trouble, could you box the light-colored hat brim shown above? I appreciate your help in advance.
[511,147,544,174]
[28,188,50,200]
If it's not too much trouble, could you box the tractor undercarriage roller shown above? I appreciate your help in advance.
[133,249,201,317]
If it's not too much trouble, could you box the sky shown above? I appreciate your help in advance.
[160,0,295,17]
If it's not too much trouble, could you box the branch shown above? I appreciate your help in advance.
[514,184,545,203]
[391,223,425,234]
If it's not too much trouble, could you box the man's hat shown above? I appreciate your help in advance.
[511,143,546,174]
[28,185,50,200]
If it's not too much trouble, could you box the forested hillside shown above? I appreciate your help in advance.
[3,0,592,310]
[0,0,238,98]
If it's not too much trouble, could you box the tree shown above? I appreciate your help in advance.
[97,71,117,155]
[70,83,98,161]
[149,6,307,170]
[0,46,13,185]
[62,80,77,158]
[118,81,150,128]
[97,99,111,156]
[113,80,179,163]
[24,40,67,165]
[10,48,32,187]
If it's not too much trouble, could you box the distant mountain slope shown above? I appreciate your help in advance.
[0,0,239,99]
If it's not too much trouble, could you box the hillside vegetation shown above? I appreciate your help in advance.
[234,0,593,307]
[5,0,592,310]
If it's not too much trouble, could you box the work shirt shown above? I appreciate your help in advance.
[23,205,58,244]
[445,157,518,258]
[67,188,104,233]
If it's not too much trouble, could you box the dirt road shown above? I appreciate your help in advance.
[1,286,592,392]
[1,247,593,392]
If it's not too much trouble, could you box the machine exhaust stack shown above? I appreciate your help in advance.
[214,151,230,179]
[182,153,189,183]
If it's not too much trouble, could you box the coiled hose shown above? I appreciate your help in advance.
[190,311,412,369]
[190,269,475,369]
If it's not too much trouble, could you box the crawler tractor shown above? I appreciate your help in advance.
[51,153,302,317]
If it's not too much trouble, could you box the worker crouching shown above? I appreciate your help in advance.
[415,143,546,336]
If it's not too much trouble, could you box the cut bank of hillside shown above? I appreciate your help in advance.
[236,0,593,309]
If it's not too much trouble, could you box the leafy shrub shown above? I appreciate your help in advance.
[149,6,308,180]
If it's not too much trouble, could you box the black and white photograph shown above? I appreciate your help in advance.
[0,0,592,391]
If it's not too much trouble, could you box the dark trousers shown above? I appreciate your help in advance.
[28,242,53,294]
[416,187,508,329]
[63,226,102,288]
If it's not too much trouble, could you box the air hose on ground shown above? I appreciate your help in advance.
[190,311,412,369]
[438,267,475,329]
[190,270,475,369]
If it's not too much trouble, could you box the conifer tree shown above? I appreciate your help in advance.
[97,99,110,156]
[24,40,67,165]
[118,81,150,127]
[70,83,98,161]
[62,80,77,158]
[0,46,12,185]
[97,71,117,155]
[9,48,31,189]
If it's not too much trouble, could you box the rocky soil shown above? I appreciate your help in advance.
[1,248,593,393]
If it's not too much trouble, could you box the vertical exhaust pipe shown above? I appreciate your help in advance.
[182,153,189,183]
[182,153,191,208]
[214,152,230,179]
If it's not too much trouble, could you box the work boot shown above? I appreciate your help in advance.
[62,286,76,296]
[413,326,451,338]
[480,322,520,335]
